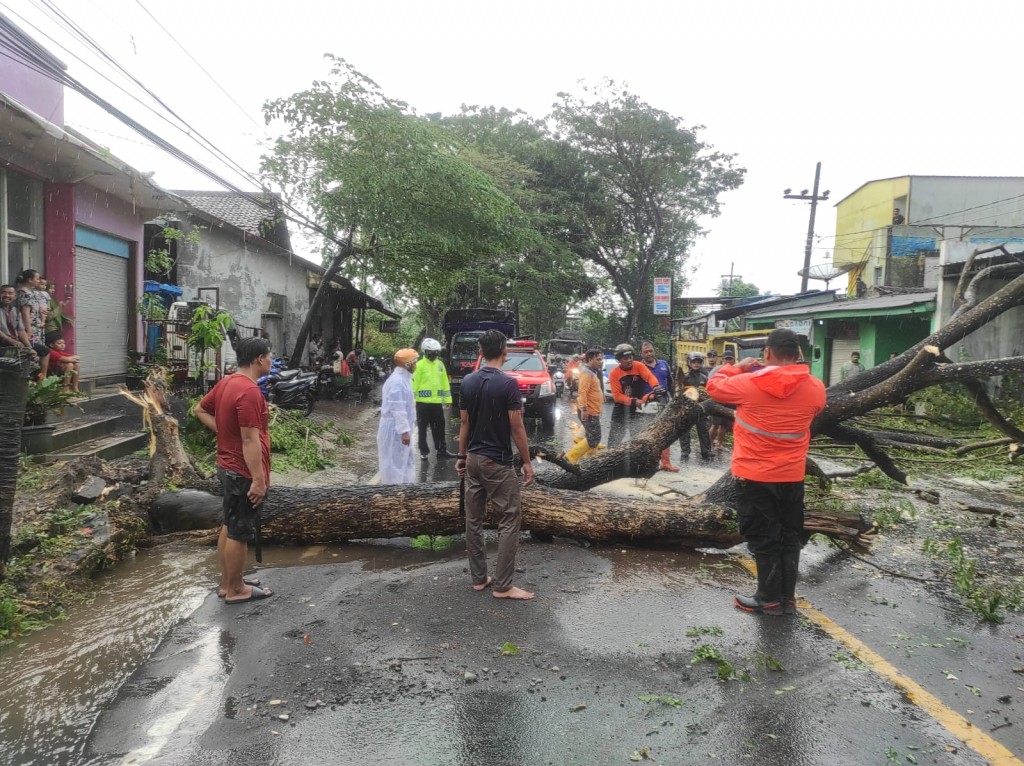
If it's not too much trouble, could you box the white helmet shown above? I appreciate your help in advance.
[421,337,442,353]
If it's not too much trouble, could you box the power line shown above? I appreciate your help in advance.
[0,8,344,251]
[132,0,269,137]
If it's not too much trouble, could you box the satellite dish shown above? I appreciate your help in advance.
[797,262,856,289]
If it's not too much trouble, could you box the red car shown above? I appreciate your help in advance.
[473,339,557,429]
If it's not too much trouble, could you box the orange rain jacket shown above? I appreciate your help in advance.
[577,364,604,418]
[609,362,660,410]
[706,364,826,483]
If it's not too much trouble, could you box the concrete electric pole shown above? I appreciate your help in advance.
[783,162,830,293]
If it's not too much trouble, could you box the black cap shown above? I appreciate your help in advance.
[766,328,800,351]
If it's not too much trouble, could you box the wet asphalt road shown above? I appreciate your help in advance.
[62,395,1024,764]
[82,542,1017,766]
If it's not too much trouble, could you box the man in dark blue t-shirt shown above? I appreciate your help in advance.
[455,330,536,600]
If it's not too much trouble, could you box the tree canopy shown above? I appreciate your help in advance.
[261,63,744,352]
[549,81,745,339]
[261,57,536,304]
[715,277,761,299]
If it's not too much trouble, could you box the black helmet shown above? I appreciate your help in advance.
[614,343,635,359]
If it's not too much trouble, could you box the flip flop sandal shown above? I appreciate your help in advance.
[224,585,273,605]
[215,576,261,597]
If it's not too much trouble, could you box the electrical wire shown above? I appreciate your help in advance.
[132,0,269,138]
[0,7,347,251]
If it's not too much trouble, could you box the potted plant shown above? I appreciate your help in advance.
[125,352,149,391]
[21,375,84,454]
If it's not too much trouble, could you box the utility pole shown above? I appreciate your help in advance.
[783,162,830,293]
[720,262,741,295]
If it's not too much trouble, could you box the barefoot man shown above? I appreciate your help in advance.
[455,329,536,600]
[195,336,274,604]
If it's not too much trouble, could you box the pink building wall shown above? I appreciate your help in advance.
[43,183,76,350]
[0,20,64,126]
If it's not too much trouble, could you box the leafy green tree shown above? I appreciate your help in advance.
[261,58,534,367]
[549,81,745,339]
[436,106,599,341]
[715,277,761,299]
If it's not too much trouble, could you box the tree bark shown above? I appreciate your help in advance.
[287,232,354,369]
[150,482,873,549]
[121,367,202,487]
[0,351,31,577]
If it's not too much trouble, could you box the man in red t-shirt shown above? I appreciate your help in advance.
[196,336,274,604]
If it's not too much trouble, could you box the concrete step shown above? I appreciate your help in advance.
[51,413,138,451]
[48,431,149,461]
[51,390,141,425]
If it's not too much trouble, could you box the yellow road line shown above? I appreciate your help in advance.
[736,557,1022,766]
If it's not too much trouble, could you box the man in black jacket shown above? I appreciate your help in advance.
[679,351,712,460]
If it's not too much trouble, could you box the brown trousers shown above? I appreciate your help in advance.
[464,452,522,592]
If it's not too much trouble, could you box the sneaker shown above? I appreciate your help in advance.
[783,599,798,615]
[420,452,429,460]
[734,594,783,616]
[436,450,455,459]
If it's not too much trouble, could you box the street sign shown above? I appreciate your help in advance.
[775,318,812,336]
[653,277,672,316]
[379,320,401,333]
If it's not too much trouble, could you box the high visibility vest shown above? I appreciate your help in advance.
[412,358,452,404]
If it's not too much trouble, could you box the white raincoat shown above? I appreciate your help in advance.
[377,366,417,484]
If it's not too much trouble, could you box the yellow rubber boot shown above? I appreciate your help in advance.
[564,439,592,463]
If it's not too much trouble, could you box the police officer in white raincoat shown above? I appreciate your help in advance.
[377,348,419,484]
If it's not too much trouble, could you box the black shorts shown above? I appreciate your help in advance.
[218,468,258,543]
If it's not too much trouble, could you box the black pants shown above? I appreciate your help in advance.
[579,413,602,448]
[735,478,807,557]
[680,410,712,457]
[416,401,447,455]
[607,403,643,448]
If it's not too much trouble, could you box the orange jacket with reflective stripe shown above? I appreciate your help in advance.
[609,363,659,408]
[706,363,826,482]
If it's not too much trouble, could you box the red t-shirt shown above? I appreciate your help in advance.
[49,348,74,365]
[199,374,271,484]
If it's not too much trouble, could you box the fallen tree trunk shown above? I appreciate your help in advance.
[151,482,874,549]
[131,256,1024,552]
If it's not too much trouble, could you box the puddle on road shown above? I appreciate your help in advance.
[0,547,213,766]
[0,540,448,766]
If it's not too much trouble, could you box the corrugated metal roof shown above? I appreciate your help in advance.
[746,291,935,319]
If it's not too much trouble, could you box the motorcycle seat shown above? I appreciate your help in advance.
[274,369,301,381]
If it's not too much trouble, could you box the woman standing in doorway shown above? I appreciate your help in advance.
[16,269,49,379]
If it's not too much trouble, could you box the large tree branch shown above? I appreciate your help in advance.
[829,265,1024,396]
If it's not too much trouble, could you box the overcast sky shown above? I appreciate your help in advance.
[6,0,1024,298]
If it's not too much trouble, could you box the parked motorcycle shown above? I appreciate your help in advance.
[318,360,352,401]
[258,361,318,417]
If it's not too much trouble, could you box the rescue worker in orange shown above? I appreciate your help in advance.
[706,328,826,616]
[607,343,664,449]
[564,349,605,463]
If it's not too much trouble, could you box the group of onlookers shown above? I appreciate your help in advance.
[0,269,80,391]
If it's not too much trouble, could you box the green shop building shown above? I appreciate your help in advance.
[740,292,935,385]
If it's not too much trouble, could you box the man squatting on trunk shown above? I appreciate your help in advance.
[706,328,826,615]
[455,329,536,600]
